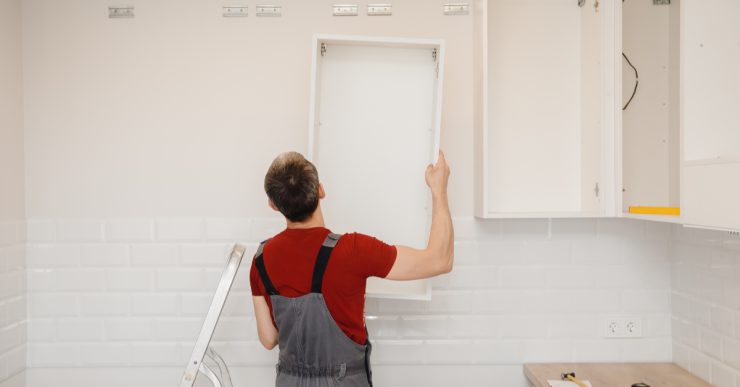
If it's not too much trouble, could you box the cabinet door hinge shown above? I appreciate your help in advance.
[594,182,600,197]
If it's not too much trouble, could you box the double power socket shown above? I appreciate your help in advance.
[602,316,643,338]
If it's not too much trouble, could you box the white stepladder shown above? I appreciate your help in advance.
[180,244,247,387]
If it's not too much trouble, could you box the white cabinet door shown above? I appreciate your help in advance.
[308,35,444,300]
[681,0,740,231]
[474,0,617,219]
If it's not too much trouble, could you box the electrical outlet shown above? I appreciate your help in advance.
[603,316,643,338]
[333,4,358,16]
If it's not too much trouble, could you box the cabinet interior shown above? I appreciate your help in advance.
[621,0,681,219]
[483,0,605,217]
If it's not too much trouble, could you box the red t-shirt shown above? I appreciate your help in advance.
[249,227,397,345]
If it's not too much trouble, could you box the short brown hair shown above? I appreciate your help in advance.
[264,152,320,222]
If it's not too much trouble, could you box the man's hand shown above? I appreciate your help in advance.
[425,151,450,197]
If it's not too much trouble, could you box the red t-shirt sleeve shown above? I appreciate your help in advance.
[347,232,397,279]
[249,259,265,297]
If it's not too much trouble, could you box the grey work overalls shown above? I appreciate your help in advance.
[254,233,374,387]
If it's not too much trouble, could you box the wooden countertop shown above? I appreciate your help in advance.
[524,363,711,387]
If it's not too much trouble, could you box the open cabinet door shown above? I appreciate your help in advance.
[308,35,445,300]
[681,0,740,231]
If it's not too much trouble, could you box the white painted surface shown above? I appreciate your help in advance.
[682,0,740,162]
[621,0,681,211]
[671,225,740,386]
[21,0,473,219]
[310,35,442,299]
[680,0,740,232]
[683,163,740,231]
[477,0,607,217]
[0,0,26,383]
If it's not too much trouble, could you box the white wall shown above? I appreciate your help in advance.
[671,226,740,387]
[21,0,473,219]
[0,0,27,383]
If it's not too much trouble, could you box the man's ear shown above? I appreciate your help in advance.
[318,183,326,200]
[268,199,279,212]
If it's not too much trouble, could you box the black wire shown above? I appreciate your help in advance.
[622,52,639,110]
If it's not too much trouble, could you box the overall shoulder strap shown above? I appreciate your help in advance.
[310,233,342,293]
[254,239,279,296]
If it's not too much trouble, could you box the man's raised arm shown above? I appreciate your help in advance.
[386,151,454,281]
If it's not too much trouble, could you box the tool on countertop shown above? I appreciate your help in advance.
[561,372,588,387]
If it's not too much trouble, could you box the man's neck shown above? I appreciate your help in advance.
[285,207,326,229]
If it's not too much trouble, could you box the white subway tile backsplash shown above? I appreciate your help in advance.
[205,219,251,241]
[18,217,693,376]
[57,319,104,341]
[424,340,473,364]
[80,343,131,366]
[690,350,714,383]
[28,294,78,317]
[27,245,80,268]
[725,338,740,370]
[448,316,498,338]
[105,219,154,242]
[499,266,546,289]
[80,244,130,267]
[79,294,130,316]
[622,290,671,313]
[674,342,692,370]
[700,329,723,359]
[711,362,736,387]
[180,244,229,266]
[130,244,178,266]
[212,317,255,341]
[152,318,203,341]
[27,343,79,367]
[130,294,178,316]
[711,305,736,338]
[27,320,56,342]
[498,315,548,338]
[104,318,153,341]
[56,220,104,242]
[57,269,106,291]
[400,316,449,338]
[365,316,401,339]
[180,293,213,316]
[155,269,204,290]
[130,343,181,365]
[155,219,203,241]
[106,269,154,291]
[372,340,426,365]
[26,220,56,243]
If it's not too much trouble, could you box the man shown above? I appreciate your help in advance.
[250,150,454,386]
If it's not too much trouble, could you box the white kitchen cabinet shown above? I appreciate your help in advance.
[308,35,445,299]
[473,0,618,218]
[680,0,740,231]
[618,0,682,224]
